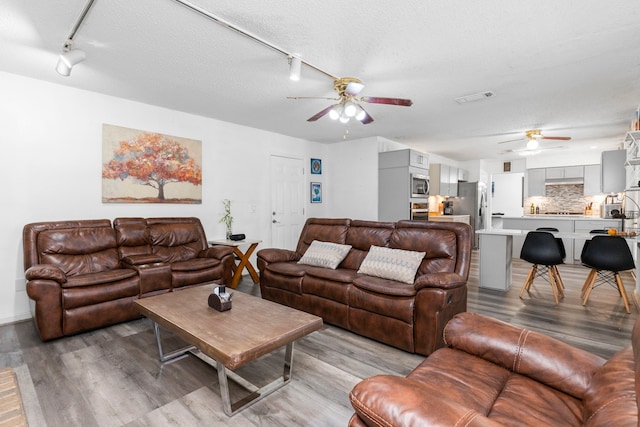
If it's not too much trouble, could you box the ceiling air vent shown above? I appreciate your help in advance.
[455,91,495,104]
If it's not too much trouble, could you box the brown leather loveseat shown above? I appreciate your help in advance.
[349,312,639,426]
[23,217,234,340]
[257,218,472,356]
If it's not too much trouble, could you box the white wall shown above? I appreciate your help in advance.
[1,71,334,324]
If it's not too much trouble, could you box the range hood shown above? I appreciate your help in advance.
[545,177,584,185]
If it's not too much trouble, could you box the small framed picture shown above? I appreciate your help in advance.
[310,182,322,203]
[310,158,322,174]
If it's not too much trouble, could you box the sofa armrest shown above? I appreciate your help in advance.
[25,264,67,284]
[414,272,466,291]
[350,375,502,427]
[122,254,163,266]
[199,245,234,259]
[256,248,300,264]
[444,312,606,399]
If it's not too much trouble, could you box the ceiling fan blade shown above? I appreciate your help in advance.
[360,96,413,107]
[497,137,526,144]
[307,105,334,122]
[345,82,365,96]
[540,136,572,141]
[288,96,339,101]
[359,109,374,125]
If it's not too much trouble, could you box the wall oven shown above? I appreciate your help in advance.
[410,202,429,220]
[411,173,430,198]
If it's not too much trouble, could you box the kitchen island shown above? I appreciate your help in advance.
[498,215,623,263]
[476,228,637,294]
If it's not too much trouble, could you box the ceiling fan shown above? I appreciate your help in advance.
[498,129,572,151]
[288,77,413,125]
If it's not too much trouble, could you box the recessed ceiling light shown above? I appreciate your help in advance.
[454,91,495,104]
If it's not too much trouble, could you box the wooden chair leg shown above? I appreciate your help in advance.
[546,267,560,304]
[554,265,565,290]
[520,265,537,298]
[582,269,598,306]
[615,273,631,314]
[581,269,596,297]
[552,266,564,298]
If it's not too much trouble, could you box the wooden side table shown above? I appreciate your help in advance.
[208,239,262,288]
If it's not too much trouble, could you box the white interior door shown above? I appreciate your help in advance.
[270,155,305,250]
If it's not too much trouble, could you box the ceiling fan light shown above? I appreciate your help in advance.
[329,105,341,120]
[355,105,366,121]
[339,115,350,124]
[343,101,357,117]
[526,138,539,150]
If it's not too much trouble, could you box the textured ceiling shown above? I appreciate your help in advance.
[2,0,640,161]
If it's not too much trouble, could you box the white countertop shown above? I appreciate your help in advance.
[477,228,638,240]
[496,215,620,221]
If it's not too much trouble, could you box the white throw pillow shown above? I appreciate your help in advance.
[298,240,352,269]
[357,245,425,284]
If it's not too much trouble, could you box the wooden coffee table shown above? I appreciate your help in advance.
[134,285,323,416]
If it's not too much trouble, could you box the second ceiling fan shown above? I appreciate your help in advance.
[499,129,572,151]
[288,77,413,125]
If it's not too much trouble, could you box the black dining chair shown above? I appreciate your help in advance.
[519,231,565,304]
[580,235,634,314]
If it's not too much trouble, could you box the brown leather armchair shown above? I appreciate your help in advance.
[349,312,639,426]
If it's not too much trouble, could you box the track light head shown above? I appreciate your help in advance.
[56,49,86,76]
[289,56,301,81]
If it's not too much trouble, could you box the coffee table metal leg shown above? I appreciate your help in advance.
[153,322,196,363]
[216,342,295,416]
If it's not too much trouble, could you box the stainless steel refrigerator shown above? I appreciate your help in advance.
[453,181,487,249]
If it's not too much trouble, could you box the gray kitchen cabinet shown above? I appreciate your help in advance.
[546,166,583,180]
[583,164,601,195]
[378,149,429,222]
[601,150,626,193]
[430,163,458,196]
[379,149,429,169]
[525,168,545,196]
[409,150,429,168]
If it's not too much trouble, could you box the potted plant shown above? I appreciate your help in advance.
[219,199,233,239]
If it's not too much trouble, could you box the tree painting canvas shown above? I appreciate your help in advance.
[102,124,202,203]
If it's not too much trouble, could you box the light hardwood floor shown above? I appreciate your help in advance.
[1,252,638,426]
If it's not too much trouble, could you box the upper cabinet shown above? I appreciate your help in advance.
[379,149,429,170]
[545,166,583,180]
[526,168,545,196]
[601,149,626,193]
[430,163,458,197]
[583,164,601,195]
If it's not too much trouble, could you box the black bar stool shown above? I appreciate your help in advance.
[580,235,634,314]
[519,231,565,304]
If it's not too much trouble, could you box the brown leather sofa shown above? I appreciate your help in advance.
[349,312,639,426]
[23,217,234,340]
[257,218,472,356]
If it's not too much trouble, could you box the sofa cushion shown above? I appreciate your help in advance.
[353,275,416,297]
[357,246,425,284]
[63,269,138,288]
[170,257,220,272]
[298,240,352,269]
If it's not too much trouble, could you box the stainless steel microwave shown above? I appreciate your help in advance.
[411,173,429,197]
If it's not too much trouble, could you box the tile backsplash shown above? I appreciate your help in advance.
[524,184,606,215]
